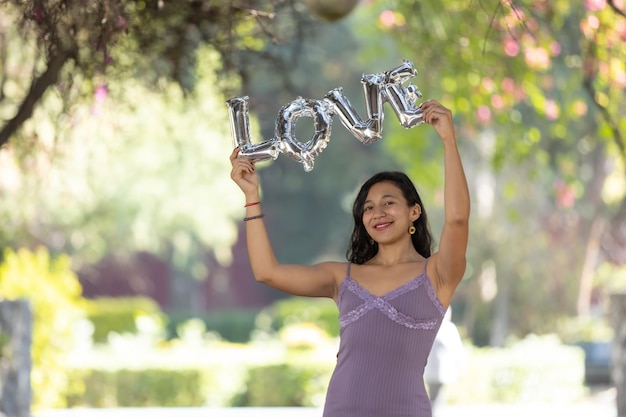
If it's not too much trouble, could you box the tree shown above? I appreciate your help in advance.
[368,0,625,344]
[2,0,623,340]
[0,42,249,310]
[0,0,344,311]
[0,0,322,149]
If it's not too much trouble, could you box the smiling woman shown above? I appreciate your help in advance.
[229,99,470,417]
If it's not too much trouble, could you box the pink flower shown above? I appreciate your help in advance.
[491,95,505,110]
[587,15,600,30]
[477,105,492,124]
[379,10,403,28]
[95,85,108,102]
[585,0,606,11]
[501,78,515,93]
[33,6,43,21]
[545,99,559,120]
[116,16,127,29]
[524,47,550,70]
[503,36,520,57]
[554,180,576,208]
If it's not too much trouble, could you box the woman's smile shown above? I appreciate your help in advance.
[373,221,393,231]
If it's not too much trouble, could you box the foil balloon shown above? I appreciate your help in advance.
[275,97,334,172]
[326,60,424,143]
[384,83,424,128]
[384,59,418,84]
[226,96,280,162]
[325,73,385,145]
[382,60,424,128]
[226,60,425,172]
[305,0,359,22]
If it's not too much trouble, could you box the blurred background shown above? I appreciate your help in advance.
[0,0,624,414]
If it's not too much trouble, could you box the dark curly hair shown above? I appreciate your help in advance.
[346,171,433,264]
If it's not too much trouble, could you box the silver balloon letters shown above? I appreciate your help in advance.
[226,60,424,172]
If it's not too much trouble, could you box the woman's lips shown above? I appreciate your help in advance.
[374,222,392,231]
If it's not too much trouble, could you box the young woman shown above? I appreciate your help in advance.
[229,99,470,417]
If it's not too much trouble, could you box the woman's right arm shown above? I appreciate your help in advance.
[230,148,340,299]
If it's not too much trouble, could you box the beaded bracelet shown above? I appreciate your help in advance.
[244,214,265,222]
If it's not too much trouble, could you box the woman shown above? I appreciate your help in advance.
[229,99,470,417]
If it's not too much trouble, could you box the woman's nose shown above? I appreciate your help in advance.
[372,206,386,217]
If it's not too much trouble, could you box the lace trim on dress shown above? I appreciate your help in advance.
[339,275,440,330]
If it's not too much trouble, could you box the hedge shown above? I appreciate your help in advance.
[66,368,208,406]
[62,334,587,407]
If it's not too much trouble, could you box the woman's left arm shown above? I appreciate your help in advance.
[420,100,470,302]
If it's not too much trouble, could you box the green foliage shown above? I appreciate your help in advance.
[63,334,586,406]
[0,40,245,311]
[230,363,329,407]
[86,296,165,344]
[595,262,626,293]
[446,335,586,404]
[166,309,259,343]
[0,247,85,409]
[353,0,626,347]
[260,297,340,338]
[555,315,614,344]
[0,331,10,359]
[66,368,207,406]
[1,0,622,352]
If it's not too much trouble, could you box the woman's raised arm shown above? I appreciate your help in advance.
[230,148,340,299]
[419,101,470,306]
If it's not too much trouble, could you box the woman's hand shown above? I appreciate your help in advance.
[230,147,260,199]
[419,100,455,144]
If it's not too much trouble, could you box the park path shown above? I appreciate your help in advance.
[35,402,616,417]
[34,386,617,417]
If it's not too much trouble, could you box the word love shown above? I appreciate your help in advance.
[227,60,424,172]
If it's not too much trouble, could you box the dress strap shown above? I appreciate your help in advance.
[423,258,429,275]
[346,262,351,276]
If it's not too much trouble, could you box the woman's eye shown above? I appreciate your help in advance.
[364,206,372,211]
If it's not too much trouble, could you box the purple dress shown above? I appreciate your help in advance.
[322,260,446,417]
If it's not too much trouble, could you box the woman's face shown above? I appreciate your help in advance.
[362,181,420,244]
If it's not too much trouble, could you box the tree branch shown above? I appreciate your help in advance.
[0,47,76,149]
[582,76,626,169]
[607,0,626,18]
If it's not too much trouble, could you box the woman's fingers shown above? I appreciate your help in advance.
[230,147,241,162]
[419,100,451,125]
[231,155,256,182]
[230,147,255,172]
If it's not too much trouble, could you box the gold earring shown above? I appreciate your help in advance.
[409,225,416,235]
